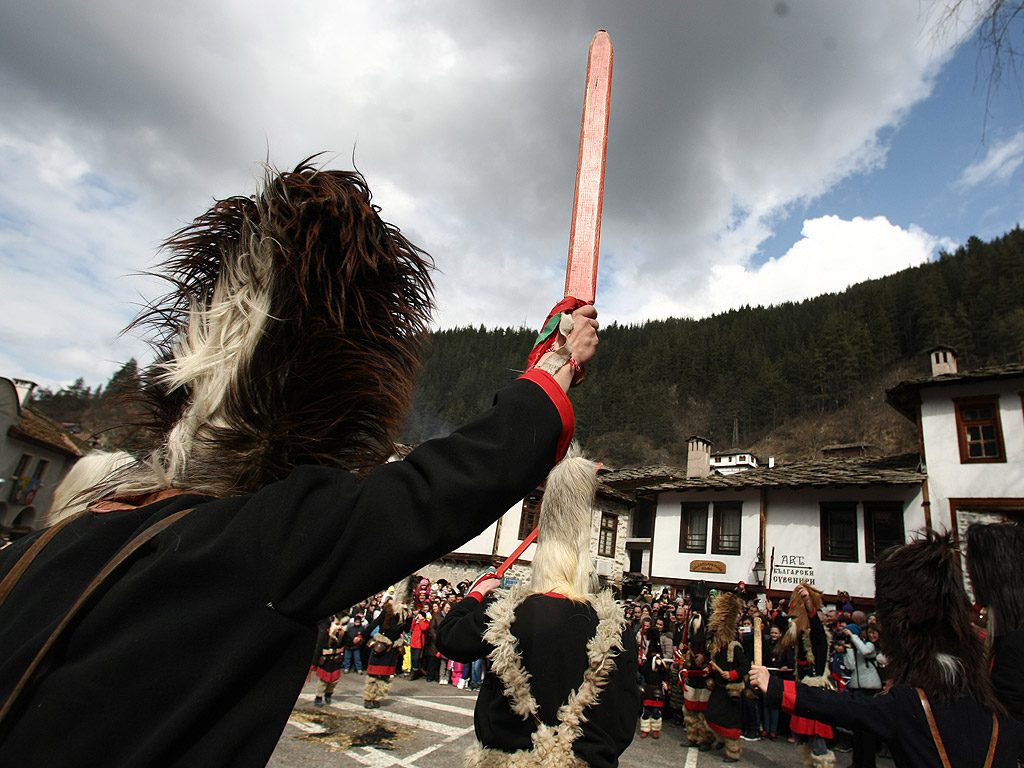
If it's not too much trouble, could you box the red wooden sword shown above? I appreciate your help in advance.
[496,31,613,580]
[565,30,613,304]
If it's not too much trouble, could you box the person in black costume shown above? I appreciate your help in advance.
[751,531,1024,768]
[0,159,599,768]
[966,522,1024,725]
[436,445,638,768]
[362,577,415,708]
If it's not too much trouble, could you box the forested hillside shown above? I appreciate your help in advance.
[401,227,1024,466]
[30,228,1024,466]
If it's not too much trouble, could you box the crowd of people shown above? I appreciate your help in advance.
[310,576,486,707]
[317,520,1024,768]
[313,577,882,748]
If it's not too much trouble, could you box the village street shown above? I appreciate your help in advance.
[269,672,860,768]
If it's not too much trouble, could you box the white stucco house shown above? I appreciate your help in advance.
[630,438,925,604]
[885,346,1024,537]
[1,377,86,538]
[420,348,1022,605]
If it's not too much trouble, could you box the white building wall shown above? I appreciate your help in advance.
[650,489,761,585]
[919,378,1024,533]
[649,484,923,602]
[761,486,924,600]
[449,500,534,561]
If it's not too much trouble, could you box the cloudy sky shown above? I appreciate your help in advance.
[2,1,1021,391]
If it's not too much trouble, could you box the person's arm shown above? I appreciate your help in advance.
[849,634,876,659]
[750,665,896,741]
[434,585,498,663]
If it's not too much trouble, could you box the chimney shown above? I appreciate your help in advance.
[12,378,37,408]
[686,436,712,479]
[928,346,958,377]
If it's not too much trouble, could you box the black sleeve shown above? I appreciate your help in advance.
[435,595,493,662]
[992,631,1024,722]
[765,675,896,741]
[249,376,573,623]
[363,612,384,641]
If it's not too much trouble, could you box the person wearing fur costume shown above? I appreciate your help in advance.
[0,159,600,767]
[966,522,1024,726]
[313,616,348,706]
[704,591,750,763]
[778,582,835,768]
[638,624,668,738]
[362,578,415,708]
[436,446,639,768]
[752,531,1024,767]
[680,581,716,750]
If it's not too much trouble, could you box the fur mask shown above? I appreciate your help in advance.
[876,530,1002,712]
[707,591,743,657]
[780,582,823,649]
[96,158,435,500]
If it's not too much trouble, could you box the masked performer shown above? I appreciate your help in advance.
[313,616,347,706]
[752,532,1024,767]
[681,580,715,750]
[778,582,835,768]
[966,522,1024,725]
[638,621,668,738]
[362,577,414,708]
[0,159,599,767]
[704,591,749,763]
[436,446,638,768]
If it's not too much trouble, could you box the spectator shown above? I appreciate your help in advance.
[844,621,883,767]
[424,601,443,682]
[656,616,674,661]
[761,623,791,740]
[409,606,431,680]
[343,614,366,674]
[738,615,763,742]
[639,621,668,738]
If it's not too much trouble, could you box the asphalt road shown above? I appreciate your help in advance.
[269,672,874,767]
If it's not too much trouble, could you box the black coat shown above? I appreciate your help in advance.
[0,374,573,767]
[767,676,1024,767]
[437,592,639,768]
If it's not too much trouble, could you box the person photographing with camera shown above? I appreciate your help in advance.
[843,617,883,767]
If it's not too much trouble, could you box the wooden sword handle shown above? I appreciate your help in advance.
[754,616,763,666]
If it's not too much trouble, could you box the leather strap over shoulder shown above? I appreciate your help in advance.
[0,508,90,611]
[916,687,998,768]
[0,506,197,728]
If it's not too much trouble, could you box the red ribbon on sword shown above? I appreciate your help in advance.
[495,31,613,580]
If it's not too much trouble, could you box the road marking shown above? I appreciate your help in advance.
[331,700,470,738]
[684,746,698,768]
[387,694,475,717]
[287,718,328,735]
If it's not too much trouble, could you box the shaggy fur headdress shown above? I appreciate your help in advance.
[780,582,824,650]
[876,530,1003,713]
[385,574,416,625]
[707,591,743,657]
[94,157,434,499]
[528,443,599,600]
[966,522,1024,641]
